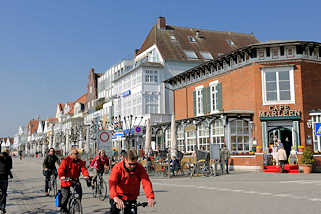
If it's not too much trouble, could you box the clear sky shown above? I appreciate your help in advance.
[1,0,320,137]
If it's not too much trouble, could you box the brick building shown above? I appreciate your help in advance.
[164,40,321,170]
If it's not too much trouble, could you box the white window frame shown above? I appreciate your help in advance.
[209,80,219,113]
[195,86,204,116]
[198,123,210,151]
[311,113,321,153]
[177,126,185,152]
[185,129,196,153]
[230,119,250,152]
[211,119,225,148]
[261,66,295,105]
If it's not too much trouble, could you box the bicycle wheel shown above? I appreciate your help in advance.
[97,179,107,201]
[70,199,83,214]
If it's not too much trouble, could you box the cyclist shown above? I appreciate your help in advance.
[43,148,60,196]
[0,150,12,214]
[90,149,110,186]
[58,149,90,214]
[109,149,155,214]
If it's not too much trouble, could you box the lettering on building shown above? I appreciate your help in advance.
[259,105,300,118]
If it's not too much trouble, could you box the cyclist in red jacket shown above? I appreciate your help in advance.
[90,150,110,186]
[109,149,155,214]
[58,149,89,214]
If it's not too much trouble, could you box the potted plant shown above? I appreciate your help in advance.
[300,147,314,174]
[298,145,304,153]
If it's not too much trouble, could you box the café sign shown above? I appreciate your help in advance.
[259,105,301,120]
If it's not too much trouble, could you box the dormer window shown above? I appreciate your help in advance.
[184,50,198,59]
[271,47,279,59]
[188,36,196,43]
[170,35,176,40]
[200,51,213,60]
[227,40,235,46]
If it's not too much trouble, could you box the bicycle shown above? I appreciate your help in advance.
[120,201,148,214]
[62,178,84,214]
[92,170,108,201]
[48,171,58,197]
[190,160,212,177]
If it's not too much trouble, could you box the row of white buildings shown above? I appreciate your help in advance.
[12,17,259,157]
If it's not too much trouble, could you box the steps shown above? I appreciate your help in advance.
[263,164,299,173]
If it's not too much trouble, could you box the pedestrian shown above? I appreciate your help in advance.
[278,145,287,173]
[19,150,23,160]
[220,145,230,174]
[0,150,13,214]
[288,147,298,165]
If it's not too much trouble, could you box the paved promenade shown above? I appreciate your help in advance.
[6,157,321,213]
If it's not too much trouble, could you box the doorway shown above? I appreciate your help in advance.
[268,127,292,161]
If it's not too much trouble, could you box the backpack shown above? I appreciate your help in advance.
[55,190,62,207]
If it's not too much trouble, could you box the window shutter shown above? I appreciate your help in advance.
[193,91,197,116]
[202,88,206,114]
[217,83,223,111]
[206,87,211,113]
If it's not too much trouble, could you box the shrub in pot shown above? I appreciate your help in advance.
[300,147,314,174]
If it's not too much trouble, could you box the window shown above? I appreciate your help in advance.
[262,67,295,105]
[170,35,176,40]
[144,70,158,83]
[271,48,279,59]
[198,123,210,151]
[186,129,196,152]
[200,51,213,60]
[177,126,185,152]
[210,81,219,112]
[230,120,250,152]
[227,40,235,46]
[188,36,196,42]
[258,49,265,59]
[184,50,198,59]
[212,120,225,148]
[144,94,159,114]
[195,87,203,116]
[165,129,171,149]
[286,47,294,57]
[312,114,321,152]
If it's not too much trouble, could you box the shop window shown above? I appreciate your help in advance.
[198,123,210,151]
[262,67,295,105]
[186,129,196,152]
[212,119,225,148]
[177,126,185,152]
[230,120,250,152]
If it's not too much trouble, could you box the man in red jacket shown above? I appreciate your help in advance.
[58,149,89,214]
[109,149,155,214]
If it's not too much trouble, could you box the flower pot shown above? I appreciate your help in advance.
[298,147,304,152]
[303,164,312,174]
[256,147,263,153]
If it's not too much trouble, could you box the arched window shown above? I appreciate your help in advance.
[230,120,250,152]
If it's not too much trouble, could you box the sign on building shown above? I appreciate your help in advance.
[210,144,220,161]
[316,123,321,136]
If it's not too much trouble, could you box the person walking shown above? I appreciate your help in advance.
[43,148,60,196]
[0,150,13,214]
[220,145,230,174]
[278,145,287,173]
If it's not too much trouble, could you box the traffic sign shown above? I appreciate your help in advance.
[97,130,112,157]
[98,131,110,143]
[316,123,321,136]
[135,127,141,133]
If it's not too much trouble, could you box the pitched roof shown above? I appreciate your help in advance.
[137,22,259,62]
[75,93,87,104]
[48,118,58,122]
[27,119,39,135]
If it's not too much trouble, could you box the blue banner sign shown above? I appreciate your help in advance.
[316,123,321,136]
[121,90,131,97]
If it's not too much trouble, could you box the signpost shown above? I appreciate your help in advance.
[316,123,321,136]
[97,130,112,157]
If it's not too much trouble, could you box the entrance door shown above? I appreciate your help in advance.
[268,127,292,162]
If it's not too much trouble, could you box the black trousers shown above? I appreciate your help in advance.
[110,199,137,214]
[60,183,82,211]
[279,160,286,173]
[0,179,8,210]
[45,169,57,192]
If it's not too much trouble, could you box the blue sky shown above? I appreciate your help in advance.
[0,0,320,137]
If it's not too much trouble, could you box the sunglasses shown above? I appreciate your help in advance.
[128,162,137,166]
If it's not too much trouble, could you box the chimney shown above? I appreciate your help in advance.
[134,49,140,58]
[90,68,95,73]
[157,16,166,29]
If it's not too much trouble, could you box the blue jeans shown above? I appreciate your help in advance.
[0,180,8,210]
